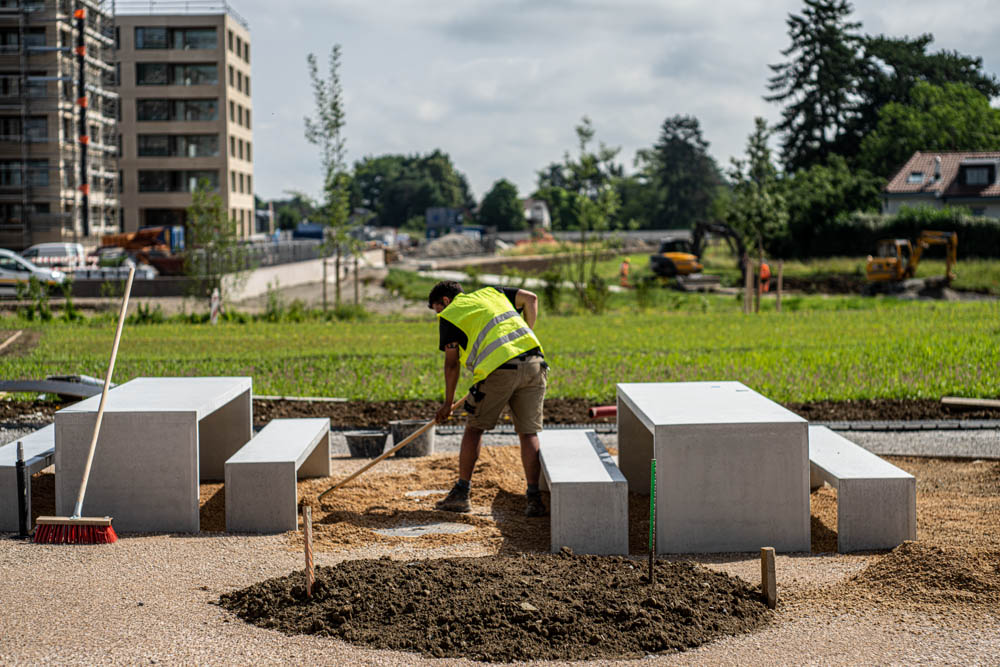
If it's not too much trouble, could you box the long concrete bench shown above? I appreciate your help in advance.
[539,429,628,555]
[809,425,916,553]
[224,418,331,533]
[1,425,54,532]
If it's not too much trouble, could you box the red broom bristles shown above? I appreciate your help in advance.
[34,523,118,544]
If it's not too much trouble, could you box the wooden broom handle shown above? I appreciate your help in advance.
[72,266,135,518]
[318,395,467,503]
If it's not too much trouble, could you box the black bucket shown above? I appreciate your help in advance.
[344,430,390,458]
[390,419,436,458]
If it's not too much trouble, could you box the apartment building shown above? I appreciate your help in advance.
[115,3,259,238]
[0,0,119,250]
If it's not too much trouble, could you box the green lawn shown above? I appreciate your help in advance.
[2,297,997,403]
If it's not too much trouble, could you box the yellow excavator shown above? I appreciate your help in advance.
[865,230,958,285]
[649,221,747,280]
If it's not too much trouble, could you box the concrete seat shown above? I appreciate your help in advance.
[539,429,628,555]
[1,425,55,531]
[809,425,916,553]
[224,418,331,533]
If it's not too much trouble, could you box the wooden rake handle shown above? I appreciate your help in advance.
[318,395,467,504]
[73,266,135,518]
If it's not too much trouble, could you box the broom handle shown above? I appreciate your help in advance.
[72,266,135,518]
[318,395,467,503]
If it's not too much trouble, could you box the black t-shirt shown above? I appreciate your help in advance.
[438,286,521,351]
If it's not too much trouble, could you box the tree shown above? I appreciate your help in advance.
[351,151,475,227]
[847,34,1000,162]
[305,44,351,308]
[767,0,863,172]
[635,114,723,228]
[858,82,1000,178]
[783,155,882,256]
[185,180,247,302]
[727,118,789,257]
[479,179,524,231]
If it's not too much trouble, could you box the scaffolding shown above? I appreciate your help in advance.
[0,0,119,250]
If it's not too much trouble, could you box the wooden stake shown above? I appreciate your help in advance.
[754,263,762,313]
[303,505,314,598]
[0,329,23,354]
[743,257,753,314]
[776,261,783,313]
[760,547,776,609]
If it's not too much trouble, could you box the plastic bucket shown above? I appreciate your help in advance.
[344,430,389,458]
[389,419,436,458]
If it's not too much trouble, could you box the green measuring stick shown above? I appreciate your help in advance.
[648,458,656,584]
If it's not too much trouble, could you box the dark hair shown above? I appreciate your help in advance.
[428,280,463,309]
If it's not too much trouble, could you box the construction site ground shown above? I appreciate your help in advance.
[2,405,998,664]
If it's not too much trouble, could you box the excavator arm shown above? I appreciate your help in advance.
[909,231,958,282]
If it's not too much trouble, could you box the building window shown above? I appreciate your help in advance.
[244,75,250,96]
[229,135,236,157]
[230,170,236,191]
[229,100,234,122]
[247,175,251,193]
[0,160,48,187]
[137,98,219,122]
[138,134,219,158]
[906,171,924,184]
[245,109,250,129]
[236,35,242,56]
[236,70,242,93]
[227,30,233,51]
[136,63,218,86]
[243,42,249,63]
[246,142,251,162]
[964,166,992,186]
[136,27,216,50]
[0,117,47,141]
[237,105,243,126]
[138,169,218,192]
[237,138,243,160]
[228,65,234,87]
[971,207,987,216]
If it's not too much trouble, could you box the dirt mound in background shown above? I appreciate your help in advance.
[218,553,770,662]
[843,542,1000,607]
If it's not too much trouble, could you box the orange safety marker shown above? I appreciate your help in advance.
[75,45,86,56]
[79,184,90,195]
[77,96,88,107]
[79,135,90,145]
[74,9,85,18]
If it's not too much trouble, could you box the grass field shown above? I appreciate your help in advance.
[2,297,997,403]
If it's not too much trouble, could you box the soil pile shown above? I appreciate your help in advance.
[218,552,771,662]
[422,233,483,258]
[841,542,1000,607]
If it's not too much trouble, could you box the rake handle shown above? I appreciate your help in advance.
[318,395,467,503]
[73,266,135,518]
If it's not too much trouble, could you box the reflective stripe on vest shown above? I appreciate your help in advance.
[439,287,542,382]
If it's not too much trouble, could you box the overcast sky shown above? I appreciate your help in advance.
[230,0,1000,203]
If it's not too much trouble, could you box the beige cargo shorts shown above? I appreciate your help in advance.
[466,357,547,434]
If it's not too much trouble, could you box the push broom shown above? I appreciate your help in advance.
[35,265,136,545]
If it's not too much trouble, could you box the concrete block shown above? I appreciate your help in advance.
[809,425,916,552]
[1,425,55,531]
[540,429,628,555]
[617,382,810,554]
[225,418,331,533]
[55,377,252,533]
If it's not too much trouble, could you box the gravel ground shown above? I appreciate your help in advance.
[3,424,999,665]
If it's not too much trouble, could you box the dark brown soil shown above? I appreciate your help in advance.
[2,396,998,429]
[217,552,771,662]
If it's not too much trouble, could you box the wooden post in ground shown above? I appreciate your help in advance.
[303,505,314,598]
[776,261,783,313]
[322,255,328,312]
[354,253,360,305]
[743,256,753,314]
[760,547,776,609]
[754,262,762,313]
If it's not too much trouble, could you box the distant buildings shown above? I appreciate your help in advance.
[116,2,261,238]
[0,0,118,250]
[522,197,550,229]
[884,151,1000,218]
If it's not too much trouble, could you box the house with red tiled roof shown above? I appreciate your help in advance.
[883,151,1000,218]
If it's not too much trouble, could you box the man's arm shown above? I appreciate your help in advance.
[436,343,461,423]
[513,288,539,329]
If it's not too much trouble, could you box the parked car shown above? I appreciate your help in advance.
[0,248,67,295]
[20,242,87,269]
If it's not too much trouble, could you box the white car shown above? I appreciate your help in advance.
[0,248,67,295]
[20,242,87,269]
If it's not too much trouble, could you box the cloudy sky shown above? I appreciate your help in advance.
[227,0,1000,203]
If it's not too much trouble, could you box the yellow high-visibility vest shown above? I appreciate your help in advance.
[438,287,542,383]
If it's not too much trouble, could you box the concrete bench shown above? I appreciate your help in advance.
[224,418,331,533]
[809,425,916,553]
[539,429,628,555]
[1,425,54,532]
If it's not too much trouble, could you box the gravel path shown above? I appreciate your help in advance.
[2,535,998,665]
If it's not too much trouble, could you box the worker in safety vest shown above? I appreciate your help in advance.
[619,257,631,288]
[759,260,771,293]
[428,280,548,517]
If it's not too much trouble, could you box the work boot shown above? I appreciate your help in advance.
[524,491,547,517]
[435,484,471,513]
